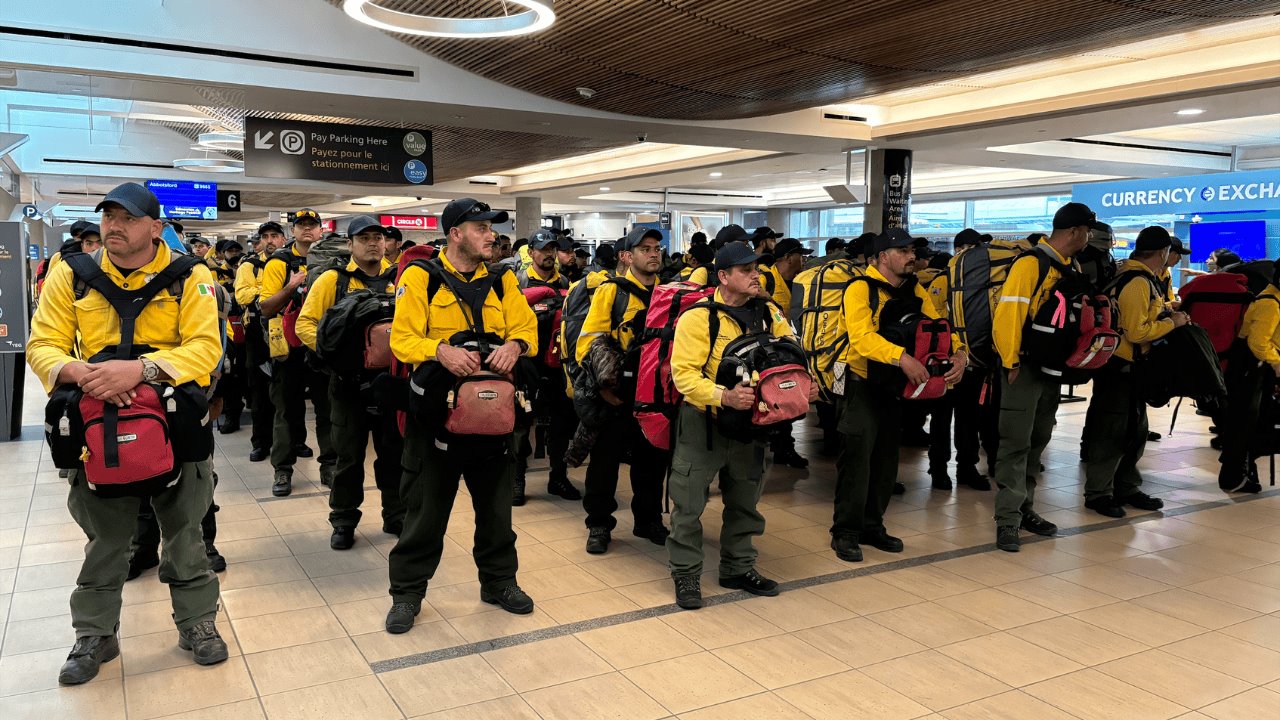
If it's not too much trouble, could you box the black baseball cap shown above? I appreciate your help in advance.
[619,227,662,252]
[79,223,101,238]
[1134,226,1173,252]
[688,243,714,264]
[752,226,781,240]
[713,224,751,248]
[292,208,322,225]
[1052,202,1106,231]
[95,182,161,220]
[1169,235,1187,256]
[384,226,403,243]
[849,231,877,255]
[825,237,846,254]
[715,241,761,269]
[528,229,564,251]
[66,219,93,237]
[575,247,590,259]
[594,242,617,266]
[221,239,244,252]
[690,231,707,245]
[190,236,211,248]
[954,228,990,247]
[872,228,916,255]
[441,198,508,232]
[346,214,384,238]
[773,238,813,258]
[257,221,285,236]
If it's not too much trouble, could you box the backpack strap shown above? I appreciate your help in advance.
[1105,268,1157,303]
[851,274,901,317]
[413,258,509,335]
[332,265,394,301]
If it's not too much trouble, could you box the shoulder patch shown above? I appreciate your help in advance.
[196,283,215,296]
[396,285,407,299]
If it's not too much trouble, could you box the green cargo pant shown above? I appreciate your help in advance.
[328,378,405,531]
[66,461,219,637]
[832,380,901,540]
[666,405,767,578]
[993,367,1060,528]
[1083,360,1147,501]
[269,347,334,473]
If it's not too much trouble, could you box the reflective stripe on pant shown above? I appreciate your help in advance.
[832,380,901,540]
[1083,361,1147,501]
[993,367,1059,527]
[328,378,405,530]
[67,461,219,637]
[666,405,767,578]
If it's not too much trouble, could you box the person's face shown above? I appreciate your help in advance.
[498,238,513,258]
[877,246,916,277]
[385,240,401,261]
[192,241,210,256]
[223,248,243,265]
[100,206,161,258]
[79,232,103,254]
[1166,251,1181,268]
[556,247,575,268]
[293,219,322,245]
[351,230,387,265]
[1069,226,1091,256]
[258,230,284,254]
[450,220,495,262]
[576,254,589,269]
[630,237,663,274]
[720,263,760,296]
[777,252,803,278]
[530,244,556,271]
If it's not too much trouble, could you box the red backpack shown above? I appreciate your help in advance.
[390,245,438,436]
[858,275,955,401]
[633,281,716,450]
[522,285,567,369]
[1020,249,1120,384]
[1178,272,1252,368]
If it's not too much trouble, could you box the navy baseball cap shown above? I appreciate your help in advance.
[872,228,916,255]
[384,226,403,243]
[79,223,101,238]
[95,182,161,220]
[714,241,761,269]
[713,224,751,248]
[528,229,565,251]
[1135,226,1173,252]
[1052,202,1106,231]
[773,238,813,258]
[619,227,662,252]
[441,198,508,232]
[346,214,384,238]
[257,221,285,236]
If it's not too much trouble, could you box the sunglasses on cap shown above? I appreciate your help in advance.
[294,210,321,223]
[459,201,493,220]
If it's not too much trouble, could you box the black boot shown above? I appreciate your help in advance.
[512,475,527,507]
[58,634,120,685]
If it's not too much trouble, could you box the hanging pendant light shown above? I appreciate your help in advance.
[342,0,556,39]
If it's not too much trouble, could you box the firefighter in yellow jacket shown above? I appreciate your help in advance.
[1082,226,1187,518]
[832,229,967,563]
[27,182,227,684]
[990,204,1096,551]
[384,198,539,634]
[759,238,812,469]
[234,222,284,461]
[297,215,404,551]
[1218,268,1280,494]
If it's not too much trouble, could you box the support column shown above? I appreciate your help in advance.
[766,208,792,237]
[863,148,913,233]
[515,196,542,241]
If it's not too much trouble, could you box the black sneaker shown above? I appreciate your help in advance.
[319,466,335,489]
[481,585,534,615]
[177,620,228,666]
[831,535,863,562]
[295,445,313,458]
[57,634,120,685]
[330,527,355,550]
[892,481,906,495]
[58,468,70,479]
[997,526,1021,553]
[930,472,953,491]
[126,551,159,581]
[385,602,419,634]
[774,447,810,469]
[957,465,991,491]
[1085,496,1126,518]
[586,527,611,554]
[633,521,670,546]
[382,520,403,537]
[1239,480,1264,494]
[206,548,227,572]
[1020,511,1057,537]
[674,575,703,610]
[1118,491,1164,511]
[272,471,292,497]
[218,420,240,435]
[719,568,780,597]
[249,447,269,462]
[865,531,904,553]
[1146,431,1162,442]
[1210,436,1223,450]
[512,475,527,507]
[547,475,582,501]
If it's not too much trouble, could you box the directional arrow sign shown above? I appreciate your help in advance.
[254,130,275,150]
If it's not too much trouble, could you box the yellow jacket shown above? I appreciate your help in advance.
[27,243,222,393]
[761,264,791,310]
[1112,259,1175,362]
[1158,267,1176,306]
[257,244,307,314]
[234,252,269,308]
[297,259,393,351]
[841,265,952,380]
[390,251,537,367]
[687,265,710,286]
[992,242,1071,371]
[576,269,652,361]
[671,292,795,411]
[1241,285,1280,366]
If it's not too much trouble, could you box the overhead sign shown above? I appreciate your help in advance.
[20,205,38,219]
[145,180,218,220]
[379,214,440,231]
[0,223,30,352]
[1073,168,1280,217]
[27,244,38,260]
[244,118,434,185]
[217,189,241,213]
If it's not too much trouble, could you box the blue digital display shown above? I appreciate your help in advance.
[145,180,218,220]
[1188,220,1266,263]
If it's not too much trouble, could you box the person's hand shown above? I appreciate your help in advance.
[807,380,820,403]
[58,361,91,387]
[899,353,929,386]
[485,341,522,375]
[1007,367,1020,385]
[944,351,967,383]
[286,269,307,289]
[436,344,481,377]
[722,382,756,411]
[80,360,143,406]
[1170,300,1182,311]
[1171,311,1189,328]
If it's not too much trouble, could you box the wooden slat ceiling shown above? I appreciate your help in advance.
[325,0,1280,120]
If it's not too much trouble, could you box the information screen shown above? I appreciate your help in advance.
[1189,220,1266,263]
[145,180,218,220]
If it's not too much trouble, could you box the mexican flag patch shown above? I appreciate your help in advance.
[196,283,215,296]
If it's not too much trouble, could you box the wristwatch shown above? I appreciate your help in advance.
[140,358,161,383]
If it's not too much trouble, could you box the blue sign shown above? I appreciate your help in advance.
[27,243,38,260]
[21,204,38,219]
[145,180,218,220]
[403,160,428,184]
[1073,169,1280,218]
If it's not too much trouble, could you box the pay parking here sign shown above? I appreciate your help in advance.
[243,118,433,185]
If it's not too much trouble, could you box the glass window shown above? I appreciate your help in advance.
[790,208,863,243]
[972,194,1072,235]
[910,200,965,238]
[742,210,768,231]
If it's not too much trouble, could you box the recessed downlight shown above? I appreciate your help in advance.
[1176,108,1205,116]
[599,186,611,191]
[709,172,723,178]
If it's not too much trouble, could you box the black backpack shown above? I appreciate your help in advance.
[1138,323,1227,414]
[853,274,951,396]
[1020,248,1120,385]
[314,266,398,381]
[707,298,809,442]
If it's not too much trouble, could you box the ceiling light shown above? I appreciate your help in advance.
[196,131,244,150]
[342,0,555,39]
[1176,108,1205,116]
[709,172,723,178]
[599,186,611,192]
[173,158,243,173]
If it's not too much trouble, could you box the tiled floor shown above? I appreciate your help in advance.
[3,368,1280,719]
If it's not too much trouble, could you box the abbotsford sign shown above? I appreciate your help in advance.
[1073,169,1280,217]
